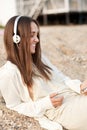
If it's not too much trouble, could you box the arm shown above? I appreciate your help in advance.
[0,72,53,118]
[0,62,64,118]
[42,54,82,94]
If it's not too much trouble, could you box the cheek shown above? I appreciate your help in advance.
[30,38,33,43]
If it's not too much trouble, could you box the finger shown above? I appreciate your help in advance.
[52,99,63,107]
[53,96,64,102]
[50,92,58,98]
[82,90,87,95]
[81,91,87,95]
[51,96,64,104]
[81,87,87,94]
[84,88,87,93]
[55,101,63,106]
[83,92,87,95]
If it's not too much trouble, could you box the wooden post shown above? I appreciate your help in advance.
[43,14,48,25]
[78,0,83,24]
[65,0,70,24]
[65,13,70,24]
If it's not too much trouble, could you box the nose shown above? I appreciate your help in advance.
[34,36,39,43]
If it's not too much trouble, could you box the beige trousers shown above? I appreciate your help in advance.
[45,91,87,130]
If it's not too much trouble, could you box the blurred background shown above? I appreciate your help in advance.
[0,0,87,26]
[0,1,87,129]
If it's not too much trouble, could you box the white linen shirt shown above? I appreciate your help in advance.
[0,55,81,130]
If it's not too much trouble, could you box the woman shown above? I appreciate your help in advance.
[0,15,87,130]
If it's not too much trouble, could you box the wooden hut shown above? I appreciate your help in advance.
[0,0,87,26]
[16,0,87,24]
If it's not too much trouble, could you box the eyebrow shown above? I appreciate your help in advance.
[31,31,39,34]
[31,31,35,33]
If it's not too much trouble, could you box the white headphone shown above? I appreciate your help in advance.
[13,16,22,44]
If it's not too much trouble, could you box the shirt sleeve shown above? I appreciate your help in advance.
[64,77,81,94]
[0,69,53,118]
[42,54,82,94]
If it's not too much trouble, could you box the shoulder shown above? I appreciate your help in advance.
[0,61,20,79]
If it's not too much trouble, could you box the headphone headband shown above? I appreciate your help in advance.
[14,16,21,36]
[13,16,22,44]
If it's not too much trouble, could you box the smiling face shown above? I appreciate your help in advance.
[30,22,39,54]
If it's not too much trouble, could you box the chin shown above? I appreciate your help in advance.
[31,50,35,54]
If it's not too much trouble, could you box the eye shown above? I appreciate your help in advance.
[30,33,34,38]
[30,32,39,39]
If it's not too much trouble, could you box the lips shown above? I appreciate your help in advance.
[30,43,37,53]
[32,44,36,47]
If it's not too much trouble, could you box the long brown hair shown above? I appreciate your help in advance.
[4,16,52,88]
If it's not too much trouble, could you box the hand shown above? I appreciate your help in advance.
[80,80,87,95]
[50,92,64,108]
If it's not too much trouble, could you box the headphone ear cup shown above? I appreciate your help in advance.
[13,34,21,44]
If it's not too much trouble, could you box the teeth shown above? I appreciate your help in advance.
[33,44,35,47]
